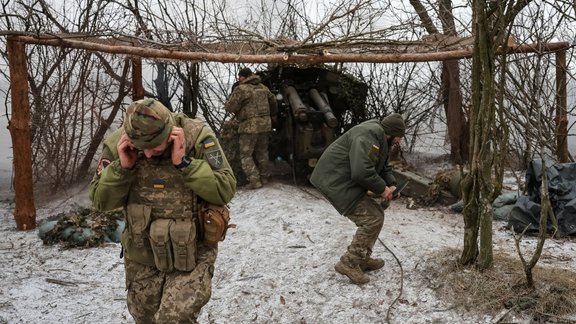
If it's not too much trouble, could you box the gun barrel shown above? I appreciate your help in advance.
[283,86,308,122]
[308,88,338,128]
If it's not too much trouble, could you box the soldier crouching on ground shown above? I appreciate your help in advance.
[310,113,405,285]
[89,98,236,323]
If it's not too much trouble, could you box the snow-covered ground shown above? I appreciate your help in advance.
[1,178,575,324]
[0,114,574,323]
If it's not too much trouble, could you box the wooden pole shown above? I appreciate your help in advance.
[11,35,570,64]
[6,38,36,230]
[555,49,568,163]
[131,57,144,100]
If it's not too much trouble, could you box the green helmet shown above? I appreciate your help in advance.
[123,98,175,149]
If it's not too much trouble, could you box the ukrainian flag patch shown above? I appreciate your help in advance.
[152,179,165,189]
[369,144,380,161]
[203,138,216,148]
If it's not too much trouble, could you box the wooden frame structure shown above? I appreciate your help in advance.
[5,32,570,230]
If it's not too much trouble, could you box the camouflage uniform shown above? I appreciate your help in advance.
[220,118,247,186]
[89,99,236,323]
[224,74,278,187]
[310,113,405,284]
[341,196,384,269]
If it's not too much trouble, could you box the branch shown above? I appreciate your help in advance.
[300,1,365,45]
[409,0,439,34]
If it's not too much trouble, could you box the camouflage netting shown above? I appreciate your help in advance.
[38,207,124,248]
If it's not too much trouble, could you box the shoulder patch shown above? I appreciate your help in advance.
[368,144,380,161]
[203,138,216,148]
[204,146,224,169]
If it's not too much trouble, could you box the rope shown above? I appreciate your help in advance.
[378,237,404,324]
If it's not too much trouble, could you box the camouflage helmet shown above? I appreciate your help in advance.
[123,98,175,150]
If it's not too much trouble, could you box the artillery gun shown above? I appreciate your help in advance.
[221,65,368,185]
[260,65,368,179]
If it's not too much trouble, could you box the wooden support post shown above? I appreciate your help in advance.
[555,49,568,163]
[6,38,36,230]
[132,57,144,100]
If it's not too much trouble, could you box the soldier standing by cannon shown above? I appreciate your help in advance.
[225,68,278,189]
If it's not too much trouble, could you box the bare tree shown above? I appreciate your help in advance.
[501,4,576,166]
[460,0,535,270]
[1,0,135,191]
[1,0,575,217]
[409,0,469,164]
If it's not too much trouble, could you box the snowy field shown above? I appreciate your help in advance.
[1,108,575,323]
[1,179,575,324]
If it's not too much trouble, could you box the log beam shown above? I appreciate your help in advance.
[10,35,570,64]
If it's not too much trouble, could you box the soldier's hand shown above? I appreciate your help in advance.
[381,185,396,201]
[170,127,186,165]
[117,134,137,169]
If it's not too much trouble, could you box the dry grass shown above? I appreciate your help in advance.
[422,248,576,323]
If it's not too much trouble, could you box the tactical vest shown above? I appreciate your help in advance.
[121,156,197,271]
[240,86,272,120]
[235,85,272,134]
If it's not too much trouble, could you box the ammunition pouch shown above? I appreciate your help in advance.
[199,202,235,248]
[149,219,174,272]
[123,204,198,272]
[170,219,197,271]
[122,204,155,267]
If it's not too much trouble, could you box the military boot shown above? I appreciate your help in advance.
[245,181,263,190]
[334,255,370,285]
[260,176,270,185]
[360,257,385,272]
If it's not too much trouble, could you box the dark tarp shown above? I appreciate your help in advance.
[507,160,576,236]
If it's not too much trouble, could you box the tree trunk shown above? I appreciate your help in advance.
[461,0,496,269]
[7,38,37,231]
[411,0,469,165]
[555,50,569,163]
[442,61,468,164]
[460,170,479,264]
[439,0,469,165]
[190,63,199,118]
[180,63,199,118]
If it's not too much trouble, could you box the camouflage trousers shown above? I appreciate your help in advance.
[239,132,270,184]
[343,196,385,263]
[124,245,218,324]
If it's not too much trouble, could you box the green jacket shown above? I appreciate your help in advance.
[224,75,278,134]
[89,113,236,211]
[309,119,396,215]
